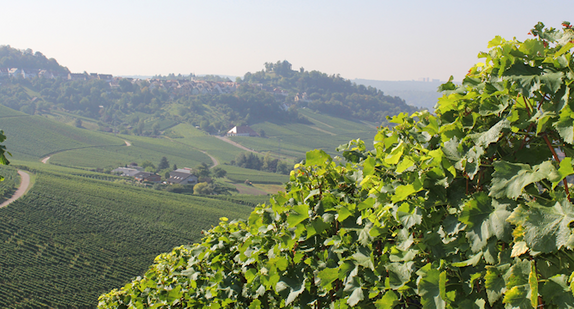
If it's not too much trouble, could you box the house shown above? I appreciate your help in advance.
[8,68,20,77]
[111,166,144,177]
[134,172,161,183]
[68,73,86,81]
[226,125,258,137]
[21,69,38,79]
[167,171,198,185]
[98,74,113,82]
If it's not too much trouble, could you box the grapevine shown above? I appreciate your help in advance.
[99,22,574,308]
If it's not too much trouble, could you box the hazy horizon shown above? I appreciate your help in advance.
[2,1,573,82]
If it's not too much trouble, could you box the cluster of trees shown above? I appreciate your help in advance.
[242,60,417,123]
[0,75,305,136]
[231,152,292,175]
[0,45,69,74]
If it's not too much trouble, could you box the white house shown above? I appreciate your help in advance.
[226,126,258,137]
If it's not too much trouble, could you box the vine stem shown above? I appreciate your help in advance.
[522,96,532,118]
[543,134,571,201]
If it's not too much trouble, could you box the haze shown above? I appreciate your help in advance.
[2,0,573,81]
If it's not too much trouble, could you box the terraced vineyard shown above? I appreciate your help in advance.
[232,109,379,158]
[0,166,19,203]
[0,169,254,308]
[0,104,28,118]
[0,115,125,159]
[223,164,289,184]
[50,135,212,170]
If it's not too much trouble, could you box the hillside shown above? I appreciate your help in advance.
[0,45,69,75]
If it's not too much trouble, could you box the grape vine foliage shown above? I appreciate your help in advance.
[99,22,574,308]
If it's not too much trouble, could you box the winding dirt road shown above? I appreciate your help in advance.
[0,170,31,208]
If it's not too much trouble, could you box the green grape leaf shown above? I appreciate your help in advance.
[386,262,414,289]
[507,199,574,253]
[485,263,510,305]
[554,105,574,144]
[306,149,331,167]
[551,157,574,188]
[540,275,574,308]
[363,156,376,176]
[396,202,422,229]
[374,290,399,309]
[391,179,423,203]
[469,118,509,147]
[286,204,309,227]
[459,193,513,252]
[416,264,446,309]
[490,161,555,199]
[318,267,338,290]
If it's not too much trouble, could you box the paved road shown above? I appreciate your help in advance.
[0,170,31,208]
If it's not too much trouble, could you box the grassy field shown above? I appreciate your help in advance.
[0,168,253,308]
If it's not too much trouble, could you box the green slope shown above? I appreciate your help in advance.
[49,134,212,170]
[232,109,379,158]
[0,113,125,159]
[0,168,253,308]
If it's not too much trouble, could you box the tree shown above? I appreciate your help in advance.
[99,23,574,308]
[193,182,214,195]
[212,167,227,179]
[195,162,211,178]
[158,156,170,170]
[140,160,155,170]
[74,118,82,128]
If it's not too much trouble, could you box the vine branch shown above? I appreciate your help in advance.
[543,134,571,201]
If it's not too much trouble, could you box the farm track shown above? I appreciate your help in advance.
[214,136,259,154]
[0,170,31,208]
[163,137,219,169]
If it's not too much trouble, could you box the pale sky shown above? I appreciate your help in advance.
[1,1,572,82]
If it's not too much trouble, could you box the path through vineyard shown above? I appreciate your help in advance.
[0,170,30,208]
